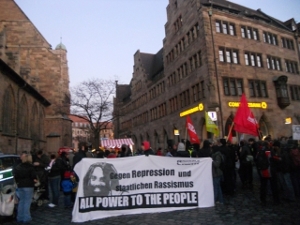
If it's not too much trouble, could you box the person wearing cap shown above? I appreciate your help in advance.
[141,141,154,156]
[14,151,37,223]
[176,142,189,157]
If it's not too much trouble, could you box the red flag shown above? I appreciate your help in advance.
[233,93,259,137]
[186,115,200,144]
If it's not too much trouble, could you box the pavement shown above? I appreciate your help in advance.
[1,167,300,225]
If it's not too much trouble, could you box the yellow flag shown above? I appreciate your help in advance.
[205,111,219,136]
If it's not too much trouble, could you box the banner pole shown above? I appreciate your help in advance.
[226,122,234,142]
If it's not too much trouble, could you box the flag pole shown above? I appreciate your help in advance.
[226,122,235,142]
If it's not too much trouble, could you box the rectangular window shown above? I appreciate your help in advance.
[290,85,300,101]
[222,22,228,34]
[241,26,259,40]
[267,55,282,70]
[219,49,224,62]
[229,24,235,35]
[200,80,205,99]
[285,60,298,74]
[216,20,236,36]
[244,52,262,67]
[248,79,268,98]
[244,53,249,65]
[219,48,239,64]
[263,31,278,45]
[253,29,258,40]
[241,26,246,38]
[217,21,222,32]
[223,77,243,96]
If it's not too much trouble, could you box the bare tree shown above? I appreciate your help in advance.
[71,78,115,150]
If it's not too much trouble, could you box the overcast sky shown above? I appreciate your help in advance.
[14,0,300,87]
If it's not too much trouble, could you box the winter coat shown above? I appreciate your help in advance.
[198,140,212,158]
[14,162,36,188]
[48,158,64,178]
[212,151,223,177]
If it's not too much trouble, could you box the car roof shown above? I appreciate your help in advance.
[0,153,19,158]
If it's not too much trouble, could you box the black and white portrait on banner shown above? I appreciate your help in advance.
[292,125,300,140]
[83,162,120,197]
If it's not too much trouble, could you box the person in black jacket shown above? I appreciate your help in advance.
[14,151,37,223]
[47,154,64,208]
[198,140,212,158]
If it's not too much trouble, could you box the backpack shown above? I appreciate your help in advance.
[256,150,270,170]
[290,148,300,167]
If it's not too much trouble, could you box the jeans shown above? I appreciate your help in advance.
[17,187,34,223]
[48,176,61,205]
[213,176,224,204]
[64,192,72,207]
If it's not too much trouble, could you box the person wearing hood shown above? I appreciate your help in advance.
[142,141,154,156]
[198,140,212,157]
[176,142,190,157]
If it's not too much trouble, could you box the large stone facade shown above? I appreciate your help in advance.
[115,0,300,150]
[0,0,72,154]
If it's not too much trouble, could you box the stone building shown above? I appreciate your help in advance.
[114,0,300,150]
[69,114,114,151]
[0,0,72,154]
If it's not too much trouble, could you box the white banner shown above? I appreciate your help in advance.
[72,156,214,223]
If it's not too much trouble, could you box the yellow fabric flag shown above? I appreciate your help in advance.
[205,111,219,136]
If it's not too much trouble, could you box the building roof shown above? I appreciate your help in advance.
[69,114,89,123]
[116,84,131,102]
[201,0,296,32]
[55,42,67,50]
[140,48,164,80]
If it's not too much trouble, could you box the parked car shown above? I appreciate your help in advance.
[0,153,20,188]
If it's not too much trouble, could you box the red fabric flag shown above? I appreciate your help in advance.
[186,115,200,144]
[233,93,259,137]
[227,124,233,143]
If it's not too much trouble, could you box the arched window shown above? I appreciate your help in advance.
[39,108,45,140]
[2,87,15,134]
[31,103,39,140]
[18,95,29,137]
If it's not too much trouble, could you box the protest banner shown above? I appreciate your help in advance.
[72,156,214,222]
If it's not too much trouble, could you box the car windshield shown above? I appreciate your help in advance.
[0,157,15,171]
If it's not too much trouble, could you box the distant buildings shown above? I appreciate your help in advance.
[69,114,114,150]
[114,0,300,150]
[0,0,72,154]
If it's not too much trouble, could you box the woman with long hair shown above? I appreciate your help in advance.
[14,151,37,223]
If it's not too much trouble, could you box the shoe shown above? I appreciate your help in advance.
[48,203,56,208]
